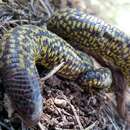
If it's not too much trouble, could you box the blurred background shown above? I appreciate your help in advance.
[50,0,130,34]
[1,0,130,34]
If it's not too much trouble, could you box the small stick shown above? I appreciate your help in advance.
[0,121,11,130]
[38,122,46,130]
[40,62,65,82]
[38,0,52,18]
[84,121,97,130]
[64,97,84,130]
[105,112,119,130]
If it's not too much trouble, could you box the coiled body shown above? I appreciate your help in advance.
[47,8,130,81]
[0,25,112,127]
[47,8,130,123]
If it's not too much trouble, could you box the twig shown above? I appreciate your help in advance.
[40,62,65,82]
[0,25,8,32]
[0,20,26,27]
[30,0,36,15]
[105,93,116,106]
[105,112,119,130]
[38,122,46,130]
[84,121,97,130]
[0,121,11,130]
[38,0,52,18]
[43,0,53,15]
[102,104,124,130]
[64,97,84,130]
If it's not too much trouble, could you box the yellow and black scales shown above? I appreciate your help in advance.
[0,8,130,127]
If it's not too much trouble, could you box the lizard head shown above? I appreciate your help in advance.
[3,68,43,128]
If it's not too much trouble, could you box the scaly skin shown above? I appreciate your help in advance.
[47,8,130,79]
[0,25,112,127]
[47,8,130,123]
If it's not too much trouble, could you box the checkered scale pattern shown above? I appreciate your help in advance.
[0,22,112,127]
[47,8,130,85]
